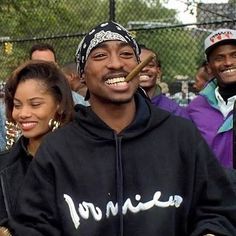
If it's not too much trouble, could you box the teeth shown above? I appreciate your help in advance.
[106,77,126,85]
[21,122,36,129]
[222,68,236,73]
[140,75,149,81]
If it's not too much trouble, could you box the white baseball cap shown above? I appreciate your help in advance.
[204,28,236,57]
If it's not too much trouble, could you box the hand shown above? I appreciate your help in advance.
[0,227,12,236]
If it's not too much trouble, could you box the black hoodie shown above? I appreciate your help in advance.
[8,94,236,236]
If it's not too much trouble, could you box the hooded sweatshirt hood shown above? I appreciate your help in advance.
[74,93,171,140]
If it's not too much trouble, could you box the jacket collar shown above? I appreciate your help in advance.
[200,78,233,133]
[200,78,219,109]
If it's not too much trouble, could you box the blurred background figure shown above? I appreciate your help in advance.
[29,43,88,106]
[29,43,56,62]
[139,44,189,118]
[62,62,89,106]
[193,60,213,93]
[159,82,170,96]
[171,80,196,107]
[61,62,89,101]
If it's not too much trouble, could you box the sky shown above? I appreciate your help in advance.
[162,0,229,24]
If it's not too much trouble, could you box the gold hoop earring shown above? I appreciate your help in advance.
[48,119,61,132]
[5,121,20,150]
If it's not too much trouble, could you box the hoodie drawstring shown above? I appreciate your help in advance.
[115,134,124,236]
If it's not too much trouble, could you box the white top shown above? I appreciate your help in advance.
[215,87,236,118]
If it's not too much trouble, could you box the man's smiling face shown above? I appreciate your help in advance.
[82,40,139,105]
[208,44,236,87]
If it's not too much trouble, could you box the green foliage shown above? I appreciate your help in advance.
[0,0,108,37]
[0,0,113,80]
[0,0,203,82]
[116,0,178,25]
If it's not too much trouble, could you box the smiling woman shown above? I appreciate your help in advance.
[0,60,74,225]
[12,79,61,145]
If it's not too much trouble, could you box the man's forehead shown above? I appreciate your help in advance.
[211,43,236,55]
[31,50,56,62]
[91,41,132,51]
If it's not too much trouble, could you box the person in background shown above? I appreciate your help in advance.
[29,43,87,106]
[29,43,56,62]
[193,60,213,93]
[159,82,170,96]
[3,21,236,236]
[139,44,189,118]
[62,62,89,105]
[187,28,236,192]
[171,80,196,107]
[0,60,74,228]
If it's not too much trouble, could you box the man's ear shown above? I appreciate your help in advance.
[206,64,213,77]
[80,74,86,84]
[63,74,72,85]
[70,72,78,82]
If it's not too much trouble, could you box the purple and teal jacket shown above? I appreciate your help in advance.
[187,79,233,168]
[152,94,189,119]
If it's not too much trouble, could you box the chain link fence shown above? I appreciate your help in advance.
[0,0,235,97]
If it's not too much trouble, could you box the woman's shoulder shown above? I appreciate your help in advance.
[0,139,25,172]
[0,149,15,172]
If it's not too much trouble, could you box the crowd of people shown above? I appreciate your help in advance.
[0,21,236,236]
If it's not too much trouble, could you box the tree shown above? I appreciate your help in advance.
[0,0,200,83]
[116,0,178,25]
[0,0,109,80]
[115,0,199,82]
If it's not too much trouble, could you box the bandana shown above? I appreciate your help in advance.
[75,21,140,76]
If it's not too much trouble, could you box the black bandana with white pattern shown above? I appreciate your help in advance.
[75,21,140,76]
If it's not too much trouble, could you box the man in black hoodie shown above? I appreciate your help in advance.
[3,21,236,236]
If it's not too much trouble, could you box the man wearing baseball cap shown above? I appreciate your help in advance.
[187,29,236,181]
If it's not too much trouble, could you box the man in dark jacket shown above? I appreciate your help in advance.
[4,22,236,236]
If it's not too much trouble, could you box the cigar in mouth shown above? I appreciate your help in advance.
[125,54,155,82]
